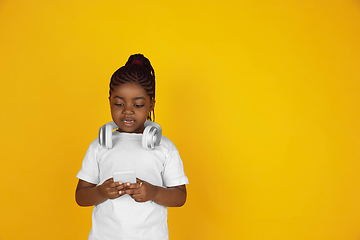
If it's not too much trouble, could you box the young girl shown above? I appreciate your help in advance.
[75,54,189,240]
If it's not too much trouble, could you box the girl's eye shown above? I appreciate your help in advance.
[114,103,124,107]
[134,104,144,108]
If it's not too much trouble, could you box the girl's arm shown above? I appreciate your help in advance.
[125,179,187,207]
[152,184,187,207]
[75,179,128,206]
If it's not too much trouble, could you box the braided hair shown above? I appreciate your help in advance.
[109,54,156,121]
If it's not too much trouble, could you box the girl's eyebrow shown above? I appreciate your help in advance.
[114,96,146,100]
[133,97,146,100]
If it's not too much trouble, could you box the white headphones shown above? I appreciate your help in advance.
[98,120,162,150]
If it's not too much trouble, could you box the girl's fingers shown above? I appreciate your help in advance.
[125,185,144,197]
[114,182,129,191]
[127,180,144,189]
[112,181,131,189]
[118,190,126,196]
[110,181,122,188]
[124,188,137,195]
[118,179,145,196]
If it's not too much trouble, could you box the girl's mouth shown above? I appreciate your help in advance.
[122,120,134,126]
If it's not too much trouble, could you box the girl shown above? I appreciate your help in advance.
[75,54,189,240]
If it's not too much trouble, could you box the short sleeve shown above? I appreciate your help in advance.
[161,138,189,187]
[76,139,100,184]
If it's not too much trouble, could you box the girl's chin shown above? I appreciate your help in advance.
[117,125,145,134]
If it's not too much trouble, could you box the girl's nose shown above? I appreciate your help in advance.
[122,106,134,115]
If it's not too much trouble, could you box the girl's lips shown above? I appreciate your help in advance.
[122,120,134,126]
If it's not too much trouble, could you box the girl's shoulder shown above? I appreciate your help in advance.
[159,135,172,146]
[88,137,101,148]
[86,137,108,156]
[159,135,179,152]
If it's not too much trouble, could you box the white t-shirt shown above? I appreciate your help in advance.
[77,131,189,240]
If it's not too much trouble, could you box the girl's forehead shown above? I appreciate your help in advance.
[112,83,149,99]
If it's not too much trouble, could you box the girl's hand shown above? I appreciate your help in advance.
[125,178,158,203]
[98,178,130,200]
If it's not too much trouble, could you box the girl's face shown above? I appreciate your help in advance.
[109,83,155,133]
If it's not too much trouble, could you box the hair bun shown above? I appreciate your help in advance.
[132,59,144,66]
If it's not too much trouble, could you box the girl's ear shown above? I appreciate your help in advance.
[150,99,155,112]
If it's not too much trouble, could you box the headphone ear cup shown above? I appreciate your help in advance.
[99,124,105,147]
[142,121,162,150]
[98,121,118,149]
[105,123,114,149]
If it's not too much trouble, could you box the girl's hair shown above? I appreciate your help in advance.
[109,54,156,121]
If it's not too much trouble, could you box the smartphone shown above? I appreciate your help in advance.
[113,170,136,184]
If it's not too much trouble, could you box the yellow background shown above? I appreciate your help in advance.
[1,0,360,239]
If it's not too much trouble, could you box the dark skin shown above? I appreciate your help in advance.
[76,83,187,207]
[76,179,186,207]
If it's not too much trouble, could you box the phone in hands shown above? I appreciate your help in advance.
[113,170,136,184]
